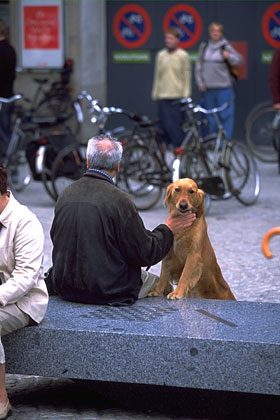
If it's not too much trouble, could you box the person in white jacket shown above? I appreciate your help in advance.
[195,22,243,139]
[0,165,48,419]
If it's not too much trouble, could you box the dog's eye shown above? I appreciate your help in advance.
[189,189,195,194]
[174,187,181,193]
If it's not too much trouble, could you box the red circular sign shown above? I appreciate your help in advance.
[163,4,202,49]
[113,4,151,49]
[262,3,280,48]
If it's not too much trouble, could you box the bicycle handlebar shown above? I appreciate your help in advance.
[78,90,157,127]
[193,102,229,115]
[179,97,229,115]
[0,94,23,104]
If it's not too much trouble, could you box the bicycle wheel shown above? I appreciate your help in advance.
[244,100,271,128]
[226,141,261,206]
[117,144,164,210]
[35,96,81,135]
[245,105,277,162]
[51,143,87,200]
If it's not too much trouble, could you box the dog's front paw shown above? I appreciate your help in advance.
[148,289,162,297]
[167,291,183,299]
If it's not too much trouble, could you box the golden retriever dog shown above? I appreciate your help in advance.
[148,178,236,300]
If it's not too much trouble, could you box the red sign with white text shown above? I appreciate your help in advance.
[24,5,60,49]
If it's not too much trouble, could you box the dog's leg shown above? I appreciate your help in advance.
[148,257,173,297]
[167,256,203,299]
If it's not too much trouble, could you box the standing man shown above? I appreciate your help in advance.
[0,19,17,158]
[151,27,191,149]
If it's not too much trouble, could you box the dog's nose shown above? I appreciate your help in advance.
[179,201,189,211]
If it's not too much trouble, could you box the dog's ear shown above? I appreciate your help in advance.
[164,183,173,206]
[196,188,205,218]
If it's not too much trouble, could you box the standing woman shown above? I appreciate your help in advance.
[195,22,243,139]
[0,165,48,419]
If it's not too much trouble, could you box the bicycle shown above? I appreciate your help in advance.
[49,91,135,200]
[26,130,78,200]
[176,99,261,211]
[80,91,175,210]
[116,117,174,211]
[120,98,261,213]
[17,59,83,135]
[245,100,279,163]
[117,99,208,211]
[0,94,78,199]
[0,94,34,192]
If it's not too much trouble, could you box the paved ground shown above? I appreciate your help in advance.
[4,159,280,419]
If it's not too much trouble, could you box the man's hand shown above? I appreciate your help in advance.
[165,212,196,235]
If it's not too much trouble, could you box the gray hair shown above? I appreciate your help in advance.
[86,134,123,171]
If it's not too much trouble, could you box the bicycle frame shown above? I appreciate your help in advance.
[177,100,234,198]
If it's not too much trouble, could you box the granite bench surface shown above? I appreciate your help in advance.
[3,296,280,396]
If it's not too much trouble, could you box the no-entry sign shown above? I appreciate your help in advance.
[113,4,151,49]
[262,3,280,48]
[163,4,202,49]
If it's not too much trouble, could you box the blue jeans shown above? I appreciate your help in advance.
[204,87,235,139]
[158,99,184,148]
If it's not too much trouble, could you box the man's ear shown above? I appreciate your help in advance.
[115,161,121,173]
[86,156,90,169]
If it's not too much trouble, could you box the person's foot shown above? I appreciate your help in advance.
[0,399,12,419]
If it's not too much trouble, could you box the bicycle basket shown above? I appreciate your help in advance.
[26,132,77,180]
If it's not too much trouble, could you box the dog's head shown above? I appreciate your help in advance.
[164,178,205,218]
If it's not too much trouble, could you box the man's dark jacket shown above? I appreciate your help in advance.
[50,171,173,305]
[0,38,16,98]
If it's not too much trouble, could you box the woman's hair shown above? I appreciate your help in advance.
[208,22,224,34]
[0,165,8,195]
[86,134,123,171]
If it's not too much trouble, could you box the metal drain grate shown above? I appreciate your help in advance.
[78,305,178,322]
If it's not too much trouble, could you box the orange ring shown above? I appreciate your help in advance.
[262,227,280,258]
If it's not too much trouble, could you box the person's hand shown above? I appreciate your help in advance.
[273,103,280,111]
[199,84,206,92]
[221,50,230,59]
[165,212,196,235]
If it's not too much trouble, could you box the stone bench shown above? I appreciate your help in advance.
[3,296,280,397]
